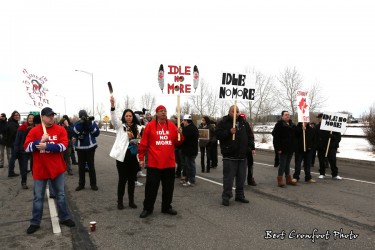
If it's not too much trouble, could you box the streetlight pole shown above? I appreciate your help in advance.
[55,94,66,114]
[75,69,94,116]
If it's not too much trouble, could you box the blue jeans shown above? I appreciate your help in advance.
[277,152,293,176]
[30,173,71,225]
[182,154,196,183]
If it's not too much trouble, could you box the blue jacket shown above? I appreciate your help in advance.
[73,120,100,150]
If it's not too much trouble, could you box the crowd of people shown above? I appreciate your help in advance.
[0,103,342,234]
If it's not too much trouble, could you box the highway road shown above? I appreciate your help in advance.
[0,132,374,249]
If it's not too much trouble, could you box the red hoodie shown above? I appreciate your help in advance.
[24,124,68,180]
[138,120,184,169]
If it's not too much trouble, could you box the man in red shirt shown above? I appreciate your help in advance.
[24,107,75,234]
[138,105,184,218]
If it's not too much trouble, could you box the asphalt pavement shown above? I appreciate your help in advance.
[0,133,374,250]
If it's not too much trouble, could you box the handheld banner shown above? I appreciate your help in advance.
[218,72,255,101]
[320,112,348,133]
[296,90,310,123]
[157,64,199,95]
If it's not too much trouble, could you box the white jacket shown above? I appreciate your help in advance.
[109,110,142,162]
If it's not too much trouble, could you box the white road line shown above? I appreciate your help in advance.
[254,161,375,185]
[46,185,61,234]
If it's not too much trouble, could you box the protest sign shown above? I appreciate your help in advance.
[198,129,210,140]
[218,72,255,101]
[157,64,199,95]
[296,90,310,123]
[320,112,348,133]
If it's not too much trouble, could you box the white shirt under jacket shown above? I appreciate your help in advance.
[109,110,141,162]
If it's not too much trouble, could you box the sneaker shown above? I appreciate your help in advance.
[180,179,186,184]
[91,185,99,191]
[306,179,316,183]
[318,175,325,179]
[137,171,146,177]
[291,178,298,183]
[22,183,29,189]
[332,175,343,180]
[60,219,75,227]
[27,224,40,234]
[135,181,143,187]
[182,181,195,187]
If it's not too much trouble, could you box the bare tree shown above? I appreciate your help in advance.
[180,100,191,115]
[189,79,209,116]
[218,100,232,118]
[96,103,105,122]
[308,82,327,112]
[362,103,375,150]
[140,92,156,114]
[240,70,278,124]
[277,67,303,116]
[123,95,136,110]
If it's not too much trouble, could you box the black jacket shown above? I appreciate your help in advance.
[315,123,341,150]
[216,115,252,159]
[272,119,296,154]
[181,122,199,157]
[0,119,7,145]
[5,118,19,147]
[294,123,315,152]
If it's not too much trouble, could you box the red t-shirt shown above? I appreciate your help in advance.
[24,124,68,180]
[138,120,184,169]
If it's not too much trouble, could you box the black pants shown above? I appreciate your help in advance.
[274,151,280,167]
[209,142,218,167]
[116,150,138,203]
[77,149,97,187]
[143,167,175,212]
[247,153,254,183]
[318,148,338,177]
[175,148,182,177]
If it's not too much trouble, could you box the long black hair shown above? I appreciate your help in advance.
[122,109,140,137]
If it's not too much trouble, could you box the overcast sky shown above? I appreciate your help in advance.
[1,0,374,118]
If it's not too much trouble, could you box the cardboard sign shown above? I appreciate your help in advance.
[22,69,50,108]
[218,73,255,101]
[198,129,210,140]
[320,112,348,133]
[157,64,199,95]
[296,90,310,122]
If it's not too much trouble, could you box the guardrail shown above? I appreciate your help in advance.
[253,131,366,139]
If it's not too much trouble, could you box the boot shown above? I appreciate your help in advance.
[286,175,297,186]
[128,183,137,209]
[248,177,257,186]
[117,199,124,210]
[277,176,285,187]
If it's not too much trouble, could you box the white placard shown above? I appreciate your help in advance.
[320,112,348,133]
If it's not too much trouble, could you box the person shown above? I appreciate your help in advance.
[60,116,74,175]
[315,113,342,180]
[271,111,297,187]
[181,114,199,186]
[137,105,184,218]
[73,110,100,191]
[309,122,317,167]
[143,113,152,125]
[170,115,183,178]
[292,122,316,183]
[13,113,34,189]
[24,107,75,234]
[208,119,218,169]
[239,113,256,186]
[198,116,213,173]
[0,113,11,168]
[109,96,141,209]
[7,111,21,177]
[215,105,252,206]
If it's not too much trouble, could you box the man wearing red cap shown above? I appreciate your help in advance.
[138,105,184,218]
